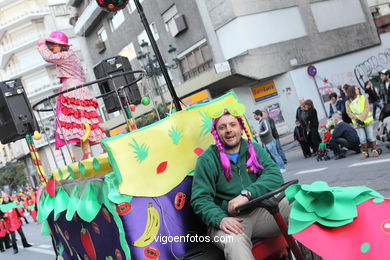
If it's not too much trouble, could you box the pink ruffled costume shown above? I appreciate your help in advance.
[38,44,106,149]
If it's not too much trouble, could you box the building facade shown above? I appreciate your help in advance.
[70,0,385,135]
[0,0,80,183]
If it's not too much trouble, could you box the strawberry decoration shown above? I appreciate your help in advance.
[193,147,204,156]
[80,225,96,260]
[46,177,56,197]
[156,161,168,174]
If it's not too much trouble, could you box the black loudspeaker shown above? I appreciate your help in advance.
[93,56,141,113]
[0,79,35,144]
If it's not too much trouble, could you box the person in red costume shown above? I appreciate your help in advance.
[12,196,29,225]
[0,210,11,252]
[27,196,38,223]
[1,194,32,254]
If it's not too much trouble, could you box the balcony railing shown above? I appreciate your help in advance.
[5,60,50,79]
[0,6,50,38]
[0,31,48,69]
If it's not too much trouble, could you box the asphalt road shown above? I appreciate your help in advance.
[283,141,390,197]
[0,215,55,259]
[3,142,389,259]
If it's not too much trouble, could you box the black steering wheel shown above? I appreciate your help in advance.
[236,179,298,214]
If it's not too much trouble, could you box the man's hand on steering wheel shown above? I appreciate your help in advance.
[228,194,249,215]
[220,217,244,234]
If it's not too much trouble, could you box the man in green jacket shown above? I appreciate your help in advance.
[191,103,291,260]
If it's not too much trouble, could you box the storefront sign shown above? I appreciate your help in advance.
[182,89,211,106]
[251,82,278,102]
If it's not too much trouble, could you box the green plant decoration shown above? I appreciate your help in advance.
[168,125,184,144]
[199,111,212,136]
[129,138,149,163]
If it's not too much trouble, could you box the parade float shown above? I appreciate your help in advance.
[12,1,390,259]
[33,90,245,260]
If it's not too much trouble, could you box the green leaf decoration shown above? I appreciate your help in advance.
[78,162,86,175]
[67,166,75,180]
[66,184,82,221]
[93,158,101,171]
[41,220,51,236]
[168,125,184,144]
[76,182,101,222]
[58,168,63,179]
[285,181,384,234]
[54,187,70,221]
[199,111,212,136]
[129,138,149,163]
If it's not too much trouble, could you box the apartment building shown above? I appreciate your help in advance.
[69,0,386,135]
[0,0,80,180]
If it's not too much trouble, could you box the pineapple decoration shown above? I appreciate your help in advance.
[96,0,129,12]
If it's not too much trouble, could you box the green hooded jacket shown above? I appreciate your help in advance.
[190,139,284,228]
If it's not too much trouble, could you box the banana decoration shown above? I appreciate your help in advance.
[132,203,160,247]
[81,122,91,142]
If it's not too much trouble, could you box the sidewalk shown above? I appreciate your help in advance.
[279,133,298,152]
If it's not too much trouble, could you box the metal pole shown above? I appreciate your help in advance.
[312,77,329,118]
[134,0,182,111]
[110,75,132,131]
[144,78,161,120]
[36,112,59,169]
[151,75,168,116]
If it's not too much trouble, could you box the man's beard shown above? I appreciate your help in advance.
[221,138,241,150]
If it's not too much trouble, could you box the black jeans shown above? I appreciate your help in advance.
[10,227,29,250]
[329,137,359,155]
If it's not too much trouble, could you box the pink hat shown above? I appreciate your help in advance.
[45,31,71,47]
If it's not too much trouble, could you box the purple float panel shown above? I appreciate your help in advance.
[120,176,206,260]
[47,205,126,260]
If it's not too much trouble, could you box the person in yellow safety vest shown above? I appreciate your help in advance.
[345,84,380,160]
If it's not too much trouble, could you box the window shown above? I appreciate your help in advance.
[156,71,174,94]
[97,27,107,42]
[127,0,136,13]
[150,23,159,41]
[137,24,159,44]
[179,42,213,82]
[17,50,42,71]
[162,4,178,36]
[109,10,125,31]
[119,42,137,61]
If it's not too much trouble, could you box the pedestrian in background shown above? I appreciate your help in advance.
[263,110,287,164]
[338,85,353,124]
[328,113,361,160]
[301,99,322,154]
[364,80,382,120]
[294,120,311,158]
[253,110,286,173]
[328,92,343,118]
[345,84,379,160]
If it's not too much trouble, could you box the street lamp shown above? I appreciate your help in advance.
[136,40,179,115]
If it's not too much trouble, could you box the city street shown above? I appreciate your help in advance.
[0,216,54,259]
[283,141,390,197]
[2,142,389,259]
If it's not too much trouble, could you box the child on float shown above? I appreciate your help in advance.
[38,31,106,160]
